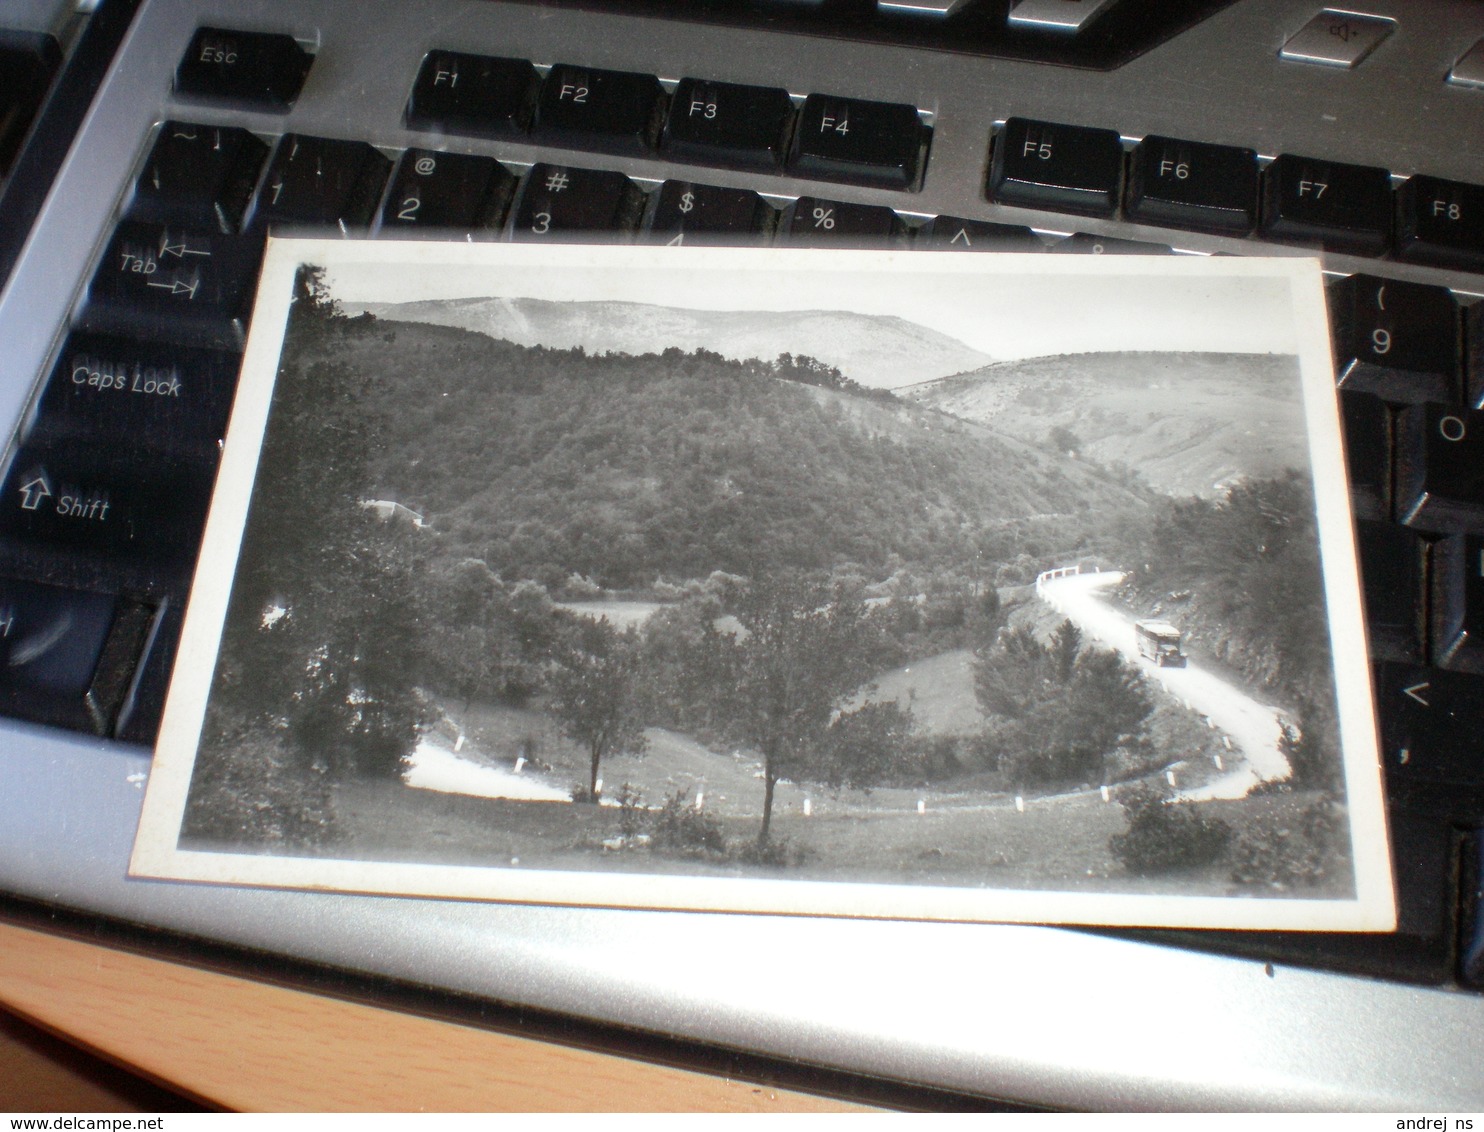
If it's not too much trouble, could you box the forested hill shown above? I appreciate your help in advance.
[330,316,1152,587]
[351,296,994,389]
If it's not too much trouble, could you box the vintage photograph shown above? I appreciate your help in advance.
[131,242,1393,928]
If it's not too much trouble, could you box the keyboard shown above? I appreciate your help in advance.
[2,0,1483,1109]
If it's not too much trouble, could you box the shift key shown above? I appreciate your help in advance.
[78,221,263,350]
[0,438,217,568]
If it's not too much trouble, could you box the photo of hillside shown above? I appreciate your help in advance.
[140,245,1390,926]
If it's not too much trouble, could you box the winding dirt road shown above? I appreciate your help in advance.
[1036,570,1291,799]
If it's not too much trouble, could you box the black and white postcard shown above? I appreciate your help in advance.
[131,241,1394,929]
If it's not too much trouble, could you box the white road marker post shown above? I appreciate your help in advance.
[1015,795,1025,813]
[514,756,526,774]
[917,798,926,815]
[695,790,704,810]
[804,798,812,817]
[1166,769,1177,787]
[1100,784,1110,802]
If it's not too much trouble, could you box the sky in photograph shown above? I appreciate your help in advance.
[319,245,1314,361]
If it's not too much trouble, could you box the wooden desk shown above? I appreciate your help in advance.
[0,921,870,1112]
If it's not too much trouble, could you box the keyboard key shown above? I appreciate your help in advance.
[0,33,61,175]
[82,596,160,737]
[173,26,313,110]
[782,197,903,246]
[0,438,216,568]
[404,51,539,138]
[1462,829,1484,988]
[1396,404,1484,533]
[1341,390,1390,520]
[988,117,1122,217]
[915,216,1041,251]
[380,150,515,232]
[128,122,269,232]
[1259,154,1392,255]
[1007,0,1121,32]
[1279,10,1393,68]
[1049,232,1171,254]
[663,79,793,171]
[1431,534,1484,673]
[1328,274,1460,404]
[33,334,240,463]
[646,181,773,246]
[1397,175,1484,272]
[1126,136,1258,234]
[510,164,643,242]
[1357,520,1425,663]
[788,93,927,190]
[0,579,117,733]
[532,64,665,156]
[253,135,391,230]
[1376,663,1484,788]
[79,221,263,350]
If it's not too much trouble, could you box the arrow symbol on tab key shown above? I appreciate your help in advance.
[160,240,210,259]
[1402,681,1431,707]
[147,278,200,298]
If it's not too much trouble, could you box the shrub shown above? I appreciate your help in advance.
[1109,784,1232,876]
[614,782,646,838]
[1229,796,1349,891]
[739,834,808,868]
[650,788,728,858]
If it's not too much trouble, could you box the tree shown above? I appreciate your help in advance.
[703,572,896,842]
[974,619,1152,787]
[548,618,649,800]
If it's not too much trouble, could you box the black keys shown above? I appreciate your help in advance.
[174,26,312,111]
[1397,175,1484,272]
[0,579,117,733]
[1260,154,1392,255]
[128,122,268,232]
[532,65,665,156]
[34,334,241,464]
[1341,391,1390,520]
[253,135,391,230]
[988,117,1122,217]
[1430,535,1484,673]
[916,216,1041,251]
[1049,233,1171,254]
[1395,405,1484,534]
[1356,519,1425,663]
[380,150,515,233]
[1463,830,1484,988]
[1329,274,1459,404]
[79,221,263,350]
[404,52,539,139]
[646,182,773,246]
[782,197,902,246]
[0,437,217,568]
[1376,663,1484,789]
[510,164,643,242]
[0,32,61,175]
[664,80,793,171]
[1126,136,1258,234]
[788,93,927,191]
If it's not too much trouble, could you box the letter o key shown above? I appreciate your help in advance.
[1440,415,1467,442]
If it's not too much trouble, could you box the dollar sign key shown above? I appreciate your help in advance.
[678,191,695,213]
